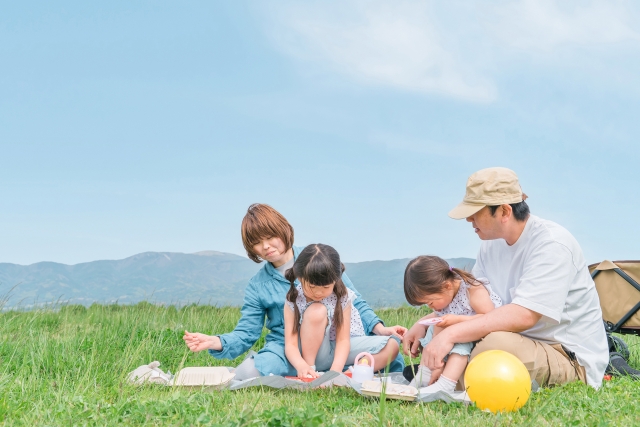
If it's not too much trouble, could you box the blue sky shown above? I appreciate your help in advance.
[1,1,639,266]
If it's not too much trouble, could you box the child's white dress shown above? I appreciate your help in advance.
[285,284,397,372]
[286,285,365,339]
[420,279,502,357]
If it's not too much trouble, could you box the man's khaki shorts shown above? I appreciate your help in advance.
[462,331,586,388]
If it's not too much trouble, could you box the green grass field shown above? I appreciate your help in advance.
[1,303,639,426]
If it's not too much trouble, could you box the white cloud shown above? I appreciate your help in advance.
[258,0,640,103]
[487,0,640,52]
[261,1,496,103]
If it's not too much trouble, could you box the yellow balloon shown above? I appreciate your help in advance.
[464,350,531,413]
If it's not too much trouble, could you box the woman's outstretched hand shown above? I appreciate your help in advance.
[373,324,408,339]
[402,322,427,357]
[183,330,222,352]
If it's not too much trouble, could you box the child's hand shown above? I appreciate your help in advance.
[402,322,427,357]
[437,314,463,328]
[428,367,443,385]
[375,324,408,339]
[296,364,320,379]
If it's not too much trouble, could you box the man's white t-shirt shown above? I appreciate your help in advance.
[472,215,609,388]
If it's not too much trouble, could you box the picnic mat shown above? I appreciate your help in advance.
[128,361,471,404]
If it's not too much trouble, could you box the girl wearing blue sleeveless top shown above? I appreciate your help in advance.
[183,204,406,379]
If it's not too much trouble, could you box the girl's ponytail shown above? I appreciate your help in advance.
[284,267,296,284]
[450,267,482,287]
[285,267,302,333]
[332,262,348,333]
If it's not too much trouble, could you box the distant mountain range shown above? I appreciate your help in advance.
[0,251,475,308]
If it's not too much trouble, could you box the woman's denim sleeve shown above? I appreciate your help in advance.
[208,282,265,360]
[342,272,383,334]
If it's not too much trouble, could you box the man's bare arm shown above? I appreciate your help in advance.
[423,303,542,370]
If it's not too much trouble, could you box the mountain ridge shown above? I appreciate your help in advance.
[0,251,475,308]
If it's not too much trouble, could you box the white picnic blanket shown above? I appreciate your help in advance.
[128,361,471,404]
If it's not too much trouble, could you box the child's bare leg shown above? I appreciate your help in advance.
[420,353,466,394]
[441,353,467,384]
[371,339,399,372]
[299,303,328,367]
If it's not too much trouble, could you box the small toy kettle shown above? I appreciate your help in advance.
[352,352,374,383]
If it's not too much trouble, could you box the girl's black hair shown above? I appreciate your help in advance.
[403,255,482,306]
[284,244,347,334]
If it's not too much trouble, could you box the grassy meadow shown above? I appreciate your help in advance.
[1,303,639,426]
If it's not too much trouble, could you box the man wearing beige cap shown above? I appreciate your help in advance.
[403,167,609,389]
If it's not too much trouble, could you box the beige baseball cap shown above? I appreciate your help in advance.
[448,167,526,219]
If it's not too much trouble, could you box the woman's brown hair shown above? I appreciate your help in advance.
[403,255,481,306]
[241,203,294,263]
[285,244,348,334]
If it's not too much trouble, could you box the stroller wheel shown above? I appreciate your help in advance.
[608,334,630,361]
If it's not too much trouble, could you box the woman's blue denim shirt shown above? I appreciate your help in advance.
[208,246,404,375]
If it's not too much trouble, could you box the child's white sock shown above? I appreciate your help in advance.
[409,365,432,388]
[419,374,457,394]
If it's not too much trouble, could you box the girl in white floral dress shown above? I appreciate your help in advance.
[404,255,502,393]
[283,244,402,379]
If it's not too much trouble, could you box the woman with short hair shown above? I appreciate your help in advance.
[183,203,406,379]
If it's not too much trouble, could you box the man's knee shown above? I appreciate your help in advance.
[471,331,525,359]
[470,332,544,381]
